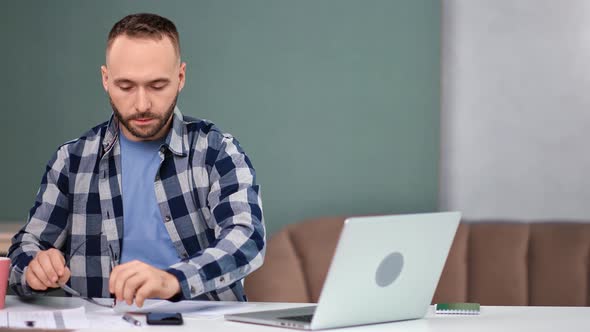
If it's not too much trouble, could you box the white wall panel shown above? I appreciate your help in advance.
[441,0,590,220]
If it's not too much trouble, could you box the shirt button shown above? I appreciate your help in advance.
[181,253,188,259]
[219,276,225,283]
[190,286,196,293]
[165,216,171,222]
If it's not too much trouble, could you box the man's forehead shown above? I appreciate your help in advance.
[106,35,180,68]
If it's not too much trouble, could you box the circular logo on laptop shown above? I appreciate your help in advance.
[375,252,404,287]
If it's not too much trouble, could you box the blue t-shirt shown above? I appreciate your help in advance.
[119,131,180,269]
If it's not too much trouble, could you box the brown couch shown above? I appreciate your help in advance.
[244,217,590,306]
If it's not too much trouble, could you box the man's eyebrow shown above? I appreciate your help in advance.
[113,78,171,85]
[113,78,134,85]
[149,78,171,84]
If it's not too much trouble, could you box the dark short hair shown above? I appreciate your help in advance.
[107,13,180,57]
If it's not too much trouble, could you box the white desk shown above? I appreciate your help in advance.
[2,296,590,331]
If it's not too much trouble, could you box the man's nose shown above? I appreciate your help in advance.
[135,88,152,112]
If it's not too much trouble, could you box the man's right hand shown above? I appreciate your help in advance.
[25,248,71,291]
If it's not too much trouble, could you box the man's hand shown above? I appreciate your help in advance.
[25,248,71,291]
[109,260,181,307]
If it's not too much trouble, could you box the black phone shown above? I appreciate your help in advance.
[146,312,184,325]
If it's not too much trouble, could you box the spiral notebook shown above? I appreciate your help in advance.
[435,303,480,315]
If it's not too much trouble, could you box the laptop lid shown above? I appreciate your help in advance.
[226,211,461,330]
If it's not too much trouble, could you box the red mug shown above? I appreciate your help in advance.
[0,258,10,309]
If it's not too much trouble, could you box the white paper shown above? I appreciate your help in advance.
[88,312,142,329]
[5,307,89,329]
[113,299,171,313]
[114,299,253,316]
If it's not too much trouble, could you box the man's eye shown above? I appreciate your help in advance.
[119,86,132,91]
[151,85,166,90]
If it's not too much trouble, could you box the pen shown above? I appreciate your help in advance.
[59,283,115,308]
[122,314,142,326]
[60,283,81,297]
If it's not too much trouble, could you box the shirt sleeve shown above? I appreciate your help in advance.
[7,146,71,296]
[166,133,266,300]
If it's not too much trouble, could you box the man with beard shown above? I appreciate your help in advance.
[8,13,265,307]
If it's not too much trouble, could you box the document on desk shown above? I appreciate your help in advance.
[114,299,253,317]
[1,307,89,329]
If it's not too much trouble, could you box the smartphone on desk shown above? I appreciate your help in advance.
[146,312,184,325]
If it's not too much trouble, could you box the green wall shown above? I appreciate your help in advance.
[0,0,440,235]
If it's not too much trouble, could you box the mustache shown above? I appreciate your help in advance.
[127,112,161,120]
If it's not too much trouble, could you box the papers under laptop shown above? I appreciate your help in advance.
[114,299,252,317]
[225,212,461,330]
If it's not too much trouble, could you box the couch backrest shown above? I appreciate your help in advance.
[244,217,590,306]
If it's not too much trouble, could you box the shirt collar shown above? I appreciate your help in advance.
[102,107,186,157]
[163,107,186,156]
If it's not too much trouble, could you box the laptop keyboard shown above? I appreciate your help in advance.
[279,314,314,322]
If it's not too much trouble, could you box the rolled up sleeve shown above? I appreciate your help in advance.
[166,134,265,300]
[8,146,71,296]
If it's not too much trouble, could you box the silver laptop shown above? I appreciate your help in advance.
[225,211,461,330]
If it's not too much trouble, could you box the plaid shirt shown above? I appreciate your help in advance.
[8,108,265,301]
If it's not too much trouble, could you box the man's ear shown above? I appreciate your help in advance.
[178,62,186,92]
[100,65,109,92]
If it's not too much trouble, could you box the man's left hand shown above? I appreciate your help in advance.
[109,260,181,307]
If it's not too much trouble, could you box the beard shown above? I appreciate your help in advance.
[110,93,178,140]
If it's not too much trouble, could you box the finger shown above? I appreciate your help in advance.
[122,274,147,306]
[26,269,48,291]
[58,267,71,284]
[108,263,127,294]
[108,266,119,294]
[134,280,157,308]
[114,267,141,302]
[109,260,140,294]
[47,249,66,277]
[109,264,127,296]
[38,253,59,284]
[29,260,54,288]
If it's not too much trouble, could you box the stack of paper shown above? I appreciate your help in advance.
[0,307,89,329]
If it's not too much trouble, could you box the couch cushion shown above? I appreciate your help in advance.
[287,217,345,302]
[468,223,530,305]
[529,223,590,306]
[432,223,469,303]
[244,227,309,302]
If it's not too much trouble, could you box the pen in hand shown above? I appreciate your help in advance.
[122,313,142,326]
